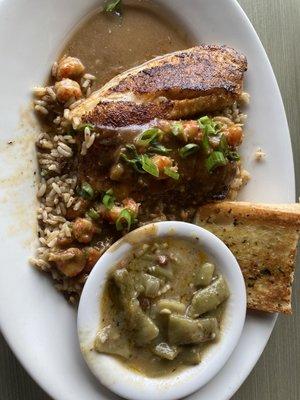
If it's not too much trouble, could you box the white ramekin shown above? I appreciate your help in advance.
[77,221,246,400]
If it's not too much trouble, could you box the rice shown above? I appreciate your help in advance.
[51,61,58,78]
[37,180,46,197]
[83,126,96,150]
[83,73,96,81]
[34,104,48,115]
[228,166,251,200]
[46,86,57,101]
[33,86,47,97]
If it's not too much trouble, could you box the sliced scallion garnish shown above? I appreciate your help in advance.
[198,116,218,136]
[86,208,100,220]
[179,143,199,158]
[121,145,144,173]
[171,122,184,137]
[120,152,141,172]
[102,189,115,210]
[202,132,211,154]
[116,209,134,231]
[78,123,95,131]
[120,145,172,178]
[217,134,241,161]
[136,128,163,147]
[218,134,229,153]
[164,167,180,180]
[198,116,210,125]
[205,151,228,172]
[140,155,159,177]
[125,144,139,157]
[104,0,122,14]
[205,124,216,135]
[79,182,94,199]
[148,143,172,155]
[227,151,241,161]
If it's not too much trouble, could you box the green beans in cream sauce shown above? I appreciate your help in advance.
[94,238,230,377]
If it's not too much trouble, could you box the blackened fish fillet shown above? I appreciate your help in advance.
[70,45,247,128]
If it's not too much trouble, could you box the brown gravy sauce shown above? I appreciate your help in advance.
[62,0,196,90]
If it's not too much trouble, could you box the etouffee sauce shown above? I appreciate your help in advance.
[62,0,196,90]
[94,237,229,377]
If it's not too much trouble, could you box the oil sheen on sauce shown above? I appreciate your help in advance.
[62,0,196,90]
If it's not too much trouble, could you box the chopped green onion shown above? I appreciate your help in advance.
[86,208,100,220]
[121,145,171,177]
[104,0,122,14]
[102,189,115,210]
[179,143,199,158]
[218,134,229,153]
[121,154,144,173]
[125,144,139,157]
[205,124,216,135]
[217,134,240,161]
[120,152,133,164]
[136,128,163,147]
[121,146,144,173]
[148,143,172,155]
[79,182,94,199]
[140,155,159,177]
[227,151,241,161]
[205,151,228,172]
[120,152,137,166]
[164,167,180,180]
[116,209,134,231]
[78,123,95,131]
[198,116,211,125]
[202,132,211,154]
[198,115,218,136]
[124,144,143,167]
[171,122,184,137]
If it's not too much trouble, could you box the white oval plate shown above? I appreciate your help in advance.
[0,1,295,400]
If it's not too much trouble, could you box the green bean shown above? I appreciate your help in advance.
[132,304,159,345]
[151,342,179,360]
[194,262,215,287]
[113,268,135,297]
[140,273,161,298]
[113,268,159,345]
[156,299,186,315]
[188,275,229,318]
[148,265,173,280]
[123,297,159,345]
[179,345,203,365]
[94,326,132,359]
[168,314,218,345]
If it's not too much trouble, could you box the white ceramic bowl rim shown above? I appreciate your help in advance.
[77,221,247,400]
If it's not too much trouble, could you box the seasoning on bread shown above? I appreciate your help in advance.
[195,202,300,314]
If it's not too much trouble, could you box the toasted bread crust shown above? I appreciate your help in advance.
[195,202,300,314]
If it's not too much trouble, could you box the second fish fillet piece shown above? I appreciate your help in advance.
[70,45,247,128]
